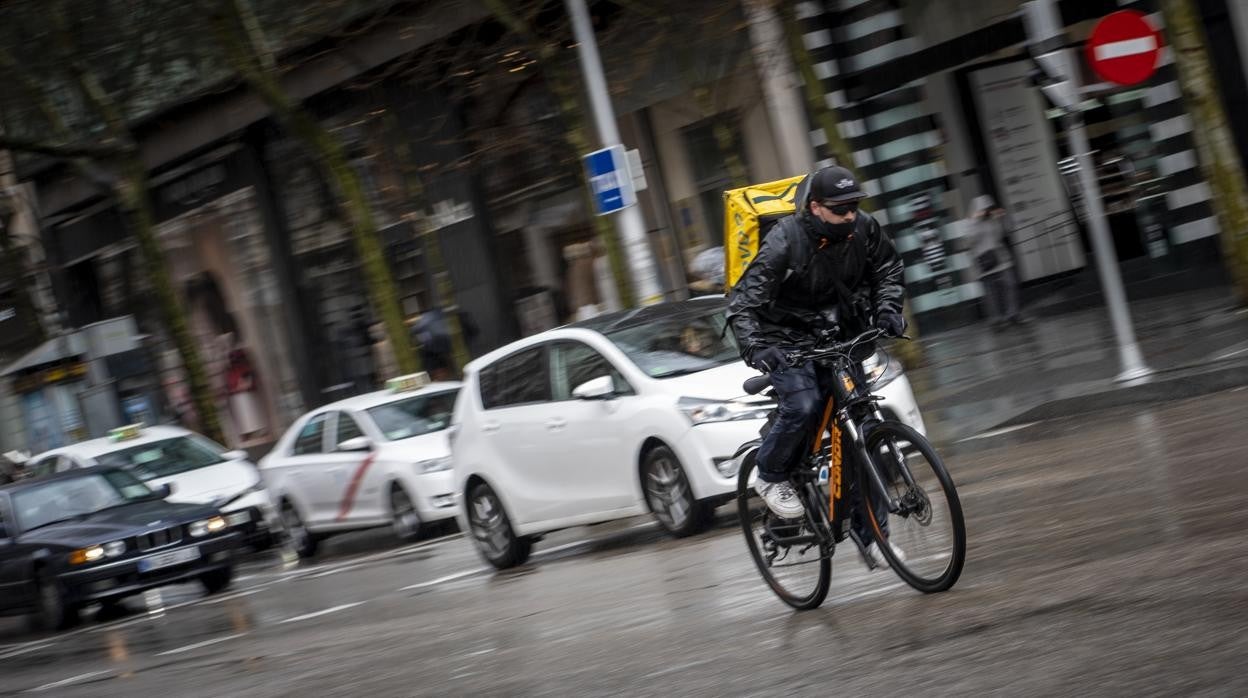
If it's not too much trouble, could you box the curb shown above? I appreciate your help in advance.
[995,360,1248,428]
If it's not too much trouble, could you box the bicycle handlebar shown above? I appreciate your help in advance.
[785,327,908,365]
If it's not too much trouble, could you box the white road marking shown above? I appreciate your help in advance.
[1093,36,1157,61]
[832,581,905,604]
[0,643,53,660]
[278,602,365,624]
[957,422,1037,442]
[154,632,246,657]
[400,569,484,591]
[28,670,111,692]
[292,534,464,581]
[1215,346,1248,360]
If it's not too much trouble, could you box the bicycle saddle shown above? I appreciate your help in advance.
[742,374,771,395]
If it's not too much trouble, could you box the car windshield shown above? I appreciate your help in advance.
[13,470,154,533]
[95,436,227,481]
[604,305,741,378]
[366,390,459,441]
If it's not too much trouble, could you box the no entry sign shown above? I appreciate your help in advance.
[1086,10,1163,86]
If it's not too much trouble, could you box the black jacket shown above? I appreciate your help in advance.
[727,211,905,353]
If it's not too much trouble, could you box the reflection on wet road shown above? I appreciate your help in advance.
[3,390,1247,696]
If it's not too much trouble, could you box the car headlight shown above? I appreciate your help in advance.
[69,540,126,565]
[862,350,903,389]
[417,456,452,474]
[678,397,773,426]
[189,516,227,538]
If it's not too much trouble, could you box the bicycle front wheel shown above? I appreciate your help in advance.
[737,454,831,610]
[861,422,965,593]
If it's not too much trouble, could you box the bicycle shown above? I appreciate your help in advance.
[735,328,966,610]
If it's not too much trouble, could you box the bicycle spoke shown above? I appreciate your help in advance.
[863,424,966,593]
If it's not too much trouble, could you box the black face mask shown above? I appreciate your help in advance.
[812,215,855,244]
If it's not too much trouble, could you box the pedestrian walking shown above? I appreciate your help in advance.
[965,195,1025,328]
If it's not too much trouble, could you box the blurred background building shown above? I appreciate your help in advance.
[2,0,1245,453]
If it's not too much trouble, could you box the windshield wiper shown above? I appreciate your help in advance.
[21,513,92,534]
[651,367,711,378]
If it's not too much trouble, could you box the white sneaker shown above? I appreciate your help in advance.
[754,480,805,519]
[866,541,907,568]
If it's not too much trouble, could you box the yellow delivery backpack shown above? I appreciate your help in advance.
[723,175,805,289]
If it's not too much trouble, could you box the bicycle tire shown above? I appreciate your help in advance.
[860,421,965,593]
[737,453,831,610]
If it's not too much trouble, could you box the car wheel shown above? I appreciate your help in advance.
[643,445,711,537]
[467,482,531,569]
[390,485,422,542]
[34,571,78,631]
[282,501,319,559]
[200,565,234,595]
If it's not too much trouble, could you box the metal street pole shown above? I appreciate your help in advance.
[564,0,665,306]
[1023,0,1152,382]
[1066,112,1152,381]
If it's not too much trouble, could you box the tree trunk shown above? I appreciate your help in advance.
[211,11,420,376]
[0,199,46,349]
[1160,0,1248,305]
[118,158,224,442]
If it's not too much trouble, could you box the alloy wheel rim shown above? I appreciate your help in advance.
[470,493,510,557]
[646,456,690,529]
[392,491,419,537]
[285,509,308,549]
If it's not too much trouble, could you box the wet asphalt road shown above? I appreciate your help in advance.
[3,389,1247,696]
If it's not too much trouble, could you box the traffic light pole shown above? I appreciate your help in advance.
[565,0,665,306]
[1023,0,1152,382]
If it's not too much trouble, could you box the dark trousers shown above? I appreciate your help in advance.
[756,360,888,539]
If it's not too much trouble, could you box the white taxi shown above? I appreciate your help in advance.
[26,424,279,549]
[259,374,460,558]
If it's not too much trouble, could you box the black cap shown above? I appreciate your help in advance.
[807,165,867,204]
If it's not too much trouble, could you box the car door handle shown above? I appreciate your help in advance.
[545,418,567,430]
[482,422,501,433]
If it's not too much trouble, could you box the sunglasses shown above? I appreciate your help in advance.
[818,200,859,216]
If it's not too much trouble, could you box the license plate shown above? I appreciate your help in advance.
[138,546,200,573]
[227,511,252,527]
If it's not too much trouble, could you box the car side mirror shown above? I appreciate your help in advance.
[572,376,616,401]
[222,449,248,462]
[155,483,175,498]
[337,436,373,453]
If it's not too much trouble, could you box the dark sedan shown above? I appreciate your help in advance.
[0,466,240,630]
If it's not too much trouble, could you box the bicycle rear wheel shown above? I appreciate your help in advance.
[737,454,831,610]
[861,422,965,593]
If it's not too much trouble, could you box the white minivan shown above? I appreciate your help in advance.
[451,298,925,569]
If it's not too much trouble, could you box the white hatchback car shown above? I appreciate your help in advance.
[26,424,279,549]
[451,298,926,569]
[259,375,460,558]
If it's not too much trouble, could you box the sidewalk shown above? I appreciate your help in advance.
[907,286,1248,443]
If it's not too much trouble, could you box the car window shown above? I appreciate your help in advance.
[29,457,58,479]
[604,305,740,378]
[95,437,227,481]
[551,342,634,401]
[13,470,154,533]
[292,414,329,456]
[366,390,459,441]
[479,346,551,409]
[334,412,365,448]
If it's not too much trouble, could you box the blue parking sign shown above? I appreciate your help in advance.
[583,145,636,215]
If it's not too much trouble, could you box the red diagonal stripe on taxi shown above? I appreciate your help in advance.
[336,453,378,522]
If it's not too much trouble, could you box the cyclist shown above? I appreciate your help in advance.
[727,165,906,559]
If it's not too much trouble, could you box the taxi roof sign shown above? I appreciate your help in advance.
[108,423,144,442]
[386,372,431,394]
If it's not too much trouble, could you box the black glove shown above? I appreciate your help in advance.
[876,311,907,338]
[747,345,788,374]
